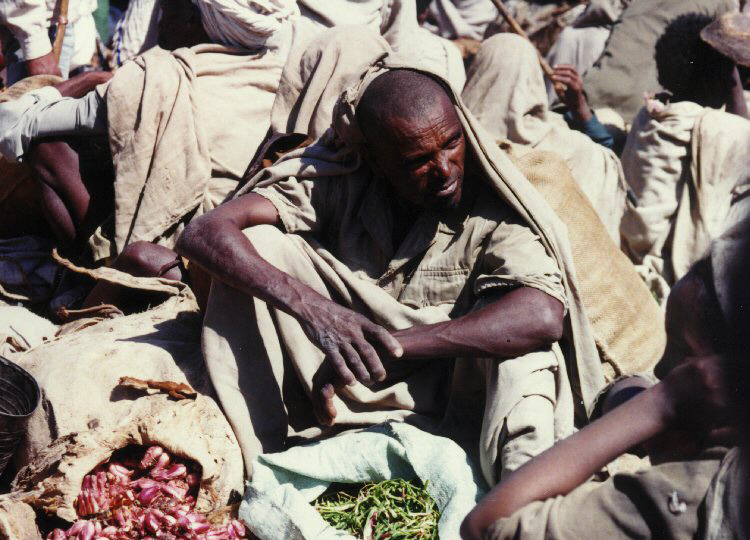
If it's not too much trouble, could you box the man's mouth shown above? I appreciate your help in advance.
[434,177,458,198]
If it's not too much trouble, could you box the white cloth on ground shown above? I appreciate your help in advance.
[462,33,628,244]
[240,422,486,540]
[621,99,750,289]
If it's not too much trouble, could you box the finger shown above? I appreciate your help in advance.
[366,324,403,358]
[551,74,575,86]
[313,383,338,427]
[326,350,356,386]
[341,342,369,385]
[355,339,386,383]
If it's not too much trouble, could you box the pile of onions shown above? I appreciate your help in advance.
[46,445,247,540]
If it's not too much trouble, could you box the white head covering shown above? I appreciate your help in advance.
[462,33,555,145]
[195,0,300,50]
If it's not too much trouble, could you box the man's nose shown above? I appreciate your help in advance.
[433,152,451,179]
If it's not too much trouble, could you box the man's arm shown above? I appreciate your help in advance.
[176,193,403,386]
[460,355,732,540]
[0,0,60,76]
[392,287,563,359]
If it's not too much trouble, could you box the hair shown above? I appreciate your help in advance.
[655,13,729,98]
[356,69,453,140]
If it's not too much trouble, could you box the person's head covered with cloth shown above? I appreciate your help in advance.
[241,54,604,421]
[158,0,299,51]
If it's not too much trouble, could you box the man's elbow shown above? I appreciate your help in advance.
[536,295,565,345]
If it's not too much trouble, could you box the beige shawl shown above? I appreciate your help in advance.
[104,44,284,256]
[462,33,628,243]
[621,99,750,289]
[241,56,604,417]
[269,26,391,141]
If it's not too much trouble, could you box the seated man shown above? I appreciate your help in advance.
[177,62,605,483]
[461,207,750,540]
[621,12,750,301]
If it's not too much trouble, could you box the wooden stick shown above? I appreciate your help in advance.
[489,0,565,97]
[51,0,70,62]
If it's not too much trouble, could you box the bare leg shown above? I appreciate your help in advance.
[26,140,90,253]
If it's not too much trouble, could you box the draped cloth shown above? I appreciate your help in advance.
[424,0,499,40]
[270,26,392,141]
[295,0,466,90]
[203,56,604,482]
[620,99,750,293]
[462,34,628,243]
[103,44,284,257]
[195,0,300,50]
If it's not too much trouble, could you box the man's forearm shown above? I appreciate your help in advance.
[177,219,329,321]
[392,287,564,359]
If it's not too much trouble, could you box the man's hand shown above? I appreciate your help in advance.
[25,51,62,77]
[299,299,402,426]
[551,64,593,124]
[300,299,402,387]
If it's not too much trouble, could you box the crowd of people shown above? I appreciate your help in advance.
[1,0,750,538]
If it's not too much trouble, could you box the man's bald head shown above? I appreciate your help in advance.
[355,69,467,211]
[356,70,455,141]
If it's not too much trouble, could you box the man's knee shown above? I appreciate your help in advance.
[115,242,182,280]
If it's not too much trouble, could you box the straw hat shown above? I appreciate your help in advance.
[0,74,63,103]
[701,12,750,67]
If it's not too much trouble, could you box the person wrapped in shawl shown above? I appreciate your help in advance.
[461,33,629,244]
[620,12,750,302]
[177,55,606,485]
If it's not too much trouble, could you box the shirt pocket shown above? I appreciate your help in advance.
[398,266,472,308]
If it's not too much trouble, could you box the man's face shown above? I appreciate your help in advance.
[365,93,466,211]
[158,0,200,50]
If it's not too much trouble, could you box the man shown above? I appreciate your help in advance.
[178,63,604,483]
[0,0,98,83]
[620,12,750,301]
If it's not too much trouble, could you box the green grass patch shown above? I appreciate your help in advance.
[315,478,440,539]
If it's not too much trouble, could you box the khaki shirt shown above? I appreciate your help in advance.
[254,172,566,315]
[486,447,728,540]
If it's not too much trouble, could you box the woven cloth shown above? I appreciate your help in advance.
[511,149,665,380]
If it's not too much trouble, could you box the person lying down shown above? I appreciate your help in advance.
[177,58,607,484]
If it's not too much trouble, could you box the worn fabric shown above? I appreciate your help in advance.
[462,34,627,243]
[486,447,730,540]
[196,0,299,50]
[0,86,106,162]
[102,44,284,257]
[545,26,611,105]
[0,0,97,60]
[240,422,486,540]
[203,56,604,484]
[424,0,498,40]
[620,99,750,290]
[583,0,739,122]
[295,0,466,90]
[270,26,391,141]
[510,150,665,381]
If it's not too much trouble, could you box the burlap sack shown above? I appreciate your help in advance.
[0,494,42,539]
[511,149,665,379]
[10,263,218,468]
[12,394,243,523]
